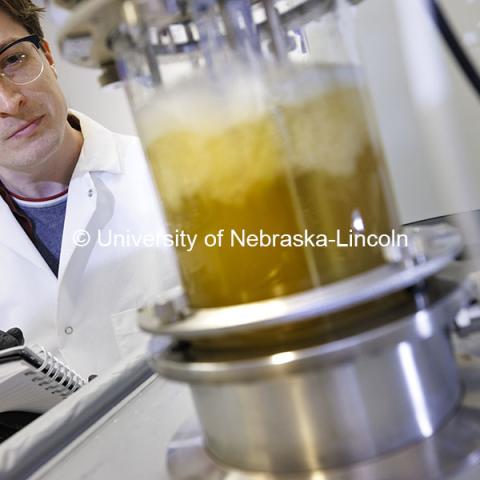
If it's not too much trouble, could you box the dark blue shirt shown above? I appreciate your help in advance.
[14,193,68,277]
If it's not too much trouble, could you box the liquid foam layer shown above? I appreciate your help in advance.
[138,64,362,144]
[138,69,271,146]
[140,64,375,209]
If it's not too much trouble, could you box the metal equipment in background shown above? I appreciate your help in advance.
[55,0,480,478]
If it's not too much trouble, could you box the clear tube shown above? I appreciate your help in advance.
[114,0,399,309]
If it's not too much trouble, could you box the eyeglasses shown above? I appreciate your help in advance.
[0,35,44,86]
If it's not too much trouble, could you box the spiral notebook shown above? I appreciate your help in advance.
[0,345,87,414]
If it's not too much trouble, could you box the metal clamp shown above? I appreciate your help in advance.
[455,304,480,337]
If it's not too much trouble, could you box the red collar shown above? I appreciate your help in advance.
[8,188,69,203]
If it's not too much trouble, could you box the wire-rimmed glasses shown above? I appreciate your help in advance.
[0,35,44,86]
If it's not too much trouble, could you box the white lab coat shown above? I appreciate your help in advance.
[0,111,180,378]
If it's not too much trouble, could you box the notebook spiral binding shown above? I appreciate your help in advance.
[26,346,87,398]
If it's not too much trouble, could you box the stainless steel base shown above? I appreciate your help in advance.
[167,355,480,479]
[152,280,471,472]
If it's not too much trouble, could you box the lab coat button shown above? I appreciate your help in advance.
[88,189,95,198]
[65,326,74,335]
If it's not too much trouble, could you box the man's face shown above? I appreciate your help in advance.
[0,10,68,173]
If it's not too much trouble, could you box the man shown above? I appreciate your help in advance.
[0,0,179,379]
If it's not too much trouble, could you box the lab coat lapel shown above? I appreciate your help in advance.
[56,172,117,341]
[57,110,122,281]
[0,197,51,272]
[58,172,97,282]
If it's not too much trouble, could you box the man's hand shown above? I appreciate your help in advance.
[0,328,24,350]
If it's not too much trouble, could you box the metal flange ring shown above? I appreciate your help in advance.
[138,223,463,339]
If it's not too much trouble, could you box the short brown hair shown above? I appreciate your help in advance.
[0,0,45,39]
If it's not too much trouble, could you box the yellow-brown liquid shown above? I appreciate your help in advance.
[143,66,397,310]
[281,86,397,283]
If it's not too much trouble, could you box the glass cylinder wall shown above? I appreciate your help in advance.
[113,0,399,310]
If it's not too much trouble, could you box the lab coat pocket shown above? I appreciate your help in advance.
[110,307,149,358]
